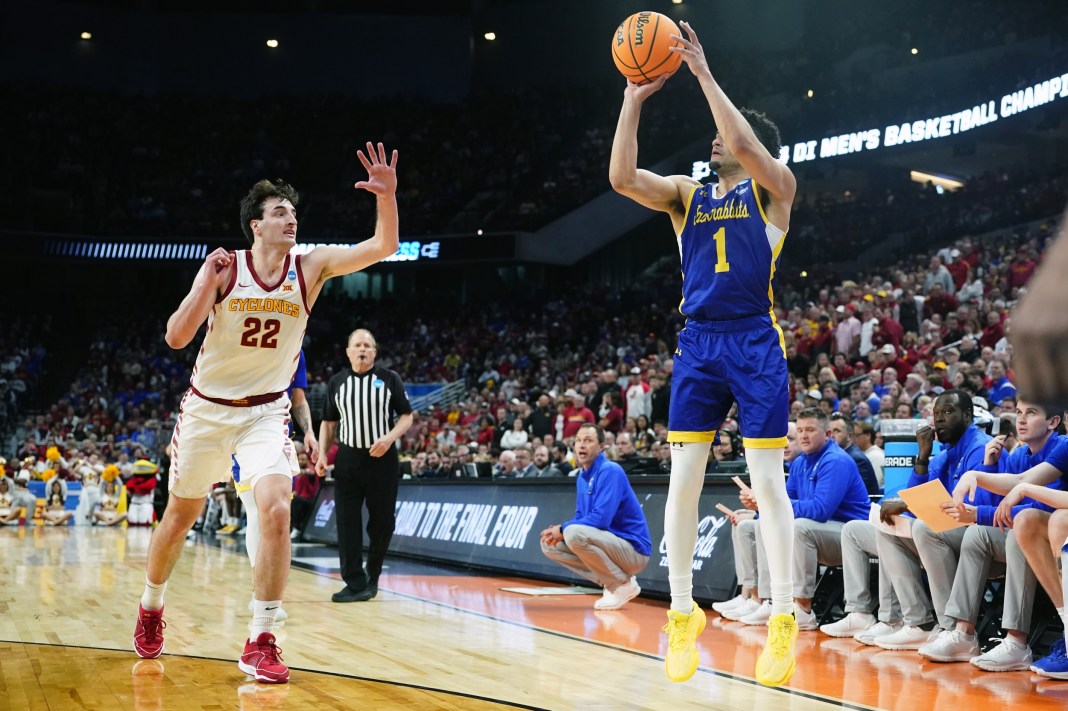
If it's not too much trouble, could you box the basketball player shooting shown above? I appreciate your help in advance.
[132,142,399,685]
[608,21,800,687]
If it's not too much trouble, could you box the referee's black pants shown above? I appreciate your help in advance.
[333,444,400,591]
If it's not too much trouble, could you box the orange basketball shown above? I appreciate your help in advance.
[611,11,683,85]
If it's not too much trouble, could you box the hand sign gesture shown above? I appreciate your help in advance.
[355,142,398,198]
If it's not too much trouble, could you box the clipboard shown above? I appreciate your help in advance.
[898,479,971,533]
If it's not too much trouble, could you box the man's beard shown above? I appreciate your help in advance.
[709,159,722,172]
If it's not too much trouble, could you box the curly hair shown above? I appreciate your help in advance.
[739,107,783,157]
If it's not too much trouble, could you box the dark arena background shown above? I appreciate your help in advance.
[2,1,1067,709]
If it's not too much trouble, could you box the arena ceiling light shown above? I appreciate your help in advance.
[80,31,92,40]
[266,38,279,48]
[484,32,496,41]
[910,170,963,192]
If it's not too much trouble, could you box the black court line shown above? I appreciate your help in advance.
[196,535,877,710]
[0,639,547,711]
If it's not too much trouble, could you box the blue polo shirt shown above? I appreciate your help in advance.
[906,424,996,517]
[786,439,870,523]
[976,433,1068,524]
[562,453,652,556]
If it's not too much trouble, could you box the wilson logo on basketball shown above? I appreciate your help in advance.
[633,13,650,45]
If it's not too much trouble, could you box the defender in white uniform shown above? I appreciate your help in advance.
[132,142,400,686]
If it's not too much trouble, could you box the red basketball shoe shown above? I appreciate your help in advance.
[133,604,166,659]
[239,632,290,683]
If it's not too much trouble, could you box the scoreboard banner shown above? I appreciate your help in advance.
[303,478,743,602]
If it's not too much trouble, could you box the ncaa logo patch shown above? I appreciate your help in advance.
[287,270,297,281]
[373,378,384,388]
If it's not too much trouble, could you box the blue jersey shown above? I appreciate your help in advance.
[677,179,786,321]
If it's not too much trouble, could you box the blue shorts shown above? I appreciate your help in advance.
[668,314,790,449]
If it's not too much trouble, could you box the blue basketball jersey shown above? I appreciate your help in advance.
[677,179,786,321]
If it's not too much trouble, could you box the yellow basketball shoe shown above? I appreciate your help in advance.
[756,612,799,687]
[662,604,707,682]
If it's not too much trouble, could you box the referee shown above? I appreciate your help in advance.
[317,328,413,603]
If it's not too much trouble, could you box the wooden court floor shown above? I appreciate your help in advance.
[1,526,1066,710]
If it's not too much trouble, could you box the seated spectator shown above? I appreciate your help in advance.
[551,441,575,474]
[872,390,990,650]
[492,450,517,478]
[614,432,645,474]
[733,409,869,629]
[512,446,538,478]
[42,479,75,526]
[93,480,127,527]
[533,445,565,478]
[0,478,22,525]
[918,398,1063,668]
[828,413,880,494]
[540,424,651,610]
[853,421,885,490]
[633,414,656,453]
[418,451,449,479]
[500,418,530,450]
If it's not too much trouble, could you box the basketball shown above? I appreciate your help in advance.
[611,11,683,85]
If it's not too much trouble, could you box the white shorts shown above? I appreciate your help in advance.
[170,390,298,499]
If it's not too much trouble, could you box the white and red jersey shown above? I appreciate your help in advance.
[190,250,309,402]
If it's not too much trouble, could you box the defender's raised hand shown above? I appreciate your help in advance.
[354,142,398,198]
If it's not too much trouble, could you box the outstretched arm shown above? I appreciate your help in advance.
[301,142,400,302]
[609,76,694,217]
[671,22,796,209]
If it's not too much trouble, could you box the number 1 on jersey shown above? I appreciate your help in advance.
[712,227,730,273]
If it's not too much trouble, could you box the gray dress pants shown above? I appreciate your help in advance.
[841,520,902,622]
[942,525,1037,633]
[875,520,936,626]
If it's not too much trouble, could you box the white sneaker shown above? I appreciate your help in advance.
[795,606,818,631]
[970,637,1033,672]
[720,598,761,621]
[919,629,980,662]
[594,577,641,610]
[875,625,938,650]
[739,600,772,626]
[855,620,903,646]
[712,594,748,616]
[821,612,876,638]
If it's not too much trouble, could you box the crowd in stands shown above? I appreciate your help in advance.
[3,205,1061,501]
[4,1,1059,241]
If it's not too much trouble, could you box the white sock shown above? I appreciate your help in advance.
[238,488,259,567]
[747,447,795,617]
[141,578,167,611]
[665,441,711,613]
[250,598,281,638]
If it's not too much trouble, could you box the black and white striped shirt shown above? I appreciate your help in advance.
[323,366,411,449]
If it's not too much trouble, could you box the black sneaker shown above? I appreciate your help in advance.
[332,585,377,603]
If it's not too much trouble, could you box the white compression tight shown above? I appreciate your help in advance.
[745,447,794,616]
[238,488,259,568]
[665,442,794,615]
[665,441,712,613]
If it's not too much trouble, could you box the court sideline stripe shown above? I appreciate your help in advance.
[0,638,549,711]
